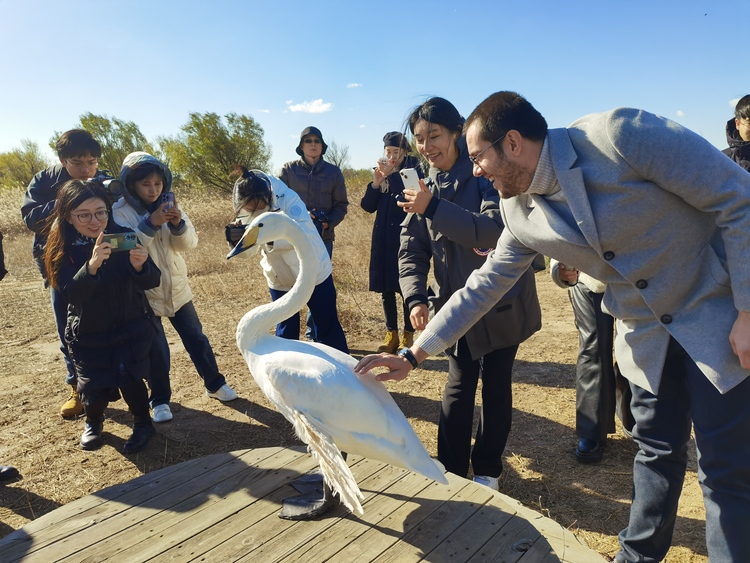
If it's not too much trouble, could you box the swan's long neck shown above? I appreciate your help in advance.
[237,219,317,350]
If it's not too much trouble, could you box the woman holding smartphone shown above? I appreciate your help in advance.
[113,152,238,424]
[397,97,541,490]
[42,179,159,452]
[360,132,421,354]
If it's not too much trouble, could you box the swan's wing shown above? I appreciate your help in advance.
[256,347,447,484]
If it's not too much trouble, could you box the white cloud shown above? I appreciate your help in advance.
[285,100,294,105]
[730,98,740,108]
[359,124,366,128]
[259,109,270,114]
[347,83,362,88]
[676,110,685,117]
[288,99,333,113]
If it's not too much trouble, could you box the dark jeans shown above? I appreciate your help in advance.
[569,283,633,441]
[50,285,77,386]
[382,291,413,333]
[269,273,349,354]
[438,337,519,478]
[147,301,226,407]
[306,240,334,339]
[616,338,750,562]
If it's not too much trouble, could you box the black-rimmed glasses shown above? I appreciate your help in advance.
[71,210,109,223]
[469,132,507,167]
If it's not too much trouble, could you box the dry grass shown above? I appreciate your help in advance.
[0,181,707,561]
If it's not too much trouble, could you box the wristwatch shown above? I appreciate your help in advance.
[397,347,419,369]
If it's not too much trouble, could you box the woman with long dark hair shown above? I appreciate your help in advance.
[43,180,160,453]
[397,97,541,488]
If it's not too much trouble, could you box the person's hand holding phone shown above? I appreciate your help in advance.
[164,195,182,227]
[129,243,149,272]
[88,232,111,275]
[398,169,433,214]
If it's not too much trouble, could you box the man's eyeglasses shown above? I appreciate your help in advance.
[65,158,99,170]
[71,210,109,223]
[303,138,322,144]
[469,132,507,167]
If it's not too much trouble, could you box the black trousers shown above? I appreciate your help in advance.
[569,283,632,441]
[438,337,519,478]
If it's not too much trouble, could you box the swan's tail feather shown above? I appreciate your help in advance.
[294,412,364,515]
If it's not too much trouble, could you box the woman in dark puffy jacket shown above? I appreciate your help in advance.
[397,97,541,490]
[360,132,420,354]
[43,180,160,454]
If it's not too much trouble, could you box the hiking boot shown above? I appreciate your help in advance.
[377,330,399,354]
[399,331,414,349]
[61,387,83,419]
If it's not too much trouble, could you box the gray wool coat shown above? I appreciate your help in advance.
[416,108,750,395]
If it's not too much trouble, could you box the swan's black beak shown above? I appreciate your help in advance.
[226,225,260,259]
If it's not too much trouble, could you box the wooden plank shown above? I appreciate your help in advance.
[466,517,542,563]
[426,497,518,562]
[153,455,381,563]
[57,447,312,562]
[281,464,432,562]
[110,447,324,562]
[3,448,283,563]
[371,475,493,563]
[0,449,273,563]
[230,457,392,563]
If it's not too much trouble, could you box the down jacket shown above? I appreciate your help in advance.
[113,152,196,317]
[722,118,750,172]
[234,176,332,291]
[279,158,348,243]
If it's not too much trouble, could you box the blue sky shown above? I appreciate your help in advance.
[0,0,745,173]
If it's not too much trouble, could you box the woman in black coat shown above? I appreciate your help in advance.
[43,180,160,454]
[360,132,420,353]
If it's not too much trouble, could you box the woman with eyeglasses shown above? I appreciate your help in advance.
[396,97,542,490]
[227,167,348,354]
[360,132,421,355]
[42,179,160,454]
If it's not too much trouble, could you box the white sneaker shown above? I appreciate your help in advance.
[473,475,499,491]
[152,404,173,423]
[206,384,238,402]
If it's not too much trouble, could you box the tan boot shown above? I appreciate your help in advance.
[61,386,83,419]
[377,330,399,354]
[400,331,415,349]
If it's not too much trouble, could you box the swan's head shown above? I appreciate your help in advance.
[226,211,295,259]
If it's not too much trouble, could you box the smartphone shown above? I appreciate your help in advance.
[102,232,138,252]
[160,192,175,210]
[399,168,422,191]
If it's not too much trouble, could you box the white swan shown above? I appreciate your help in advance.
[228,211,447,516]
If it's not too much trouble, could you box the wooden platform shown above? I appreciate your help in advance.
[0,446,605,562]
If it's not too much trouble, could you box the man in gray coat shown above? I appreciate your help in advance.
[356,91,750,562]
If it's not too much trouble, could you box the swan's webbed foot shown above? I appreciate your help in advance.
[279,479,339,520]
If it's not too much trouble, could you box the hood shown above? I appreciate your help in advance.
[725,118,750,150]
[119,152,174,214]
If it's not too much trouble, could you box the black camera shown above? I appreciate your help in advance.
[225,223,247,245]
[91,170,125,203]
[310,209,329,235]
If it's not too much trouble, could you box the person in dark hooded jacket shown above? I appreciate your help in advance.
[722,94,750,172]
[113,152,238,424]
[361,132,420,354]
[43,179,159,453]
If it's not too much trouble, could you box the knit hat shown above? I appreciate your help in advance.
[383,132,409,150]
[296,126,328,156]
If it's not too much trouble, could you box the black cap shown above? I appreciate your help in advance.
[383,131,409,150]
[296,126,328,156]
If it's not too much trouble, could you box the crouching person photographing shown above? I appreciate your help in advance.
[42,179,160,453]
